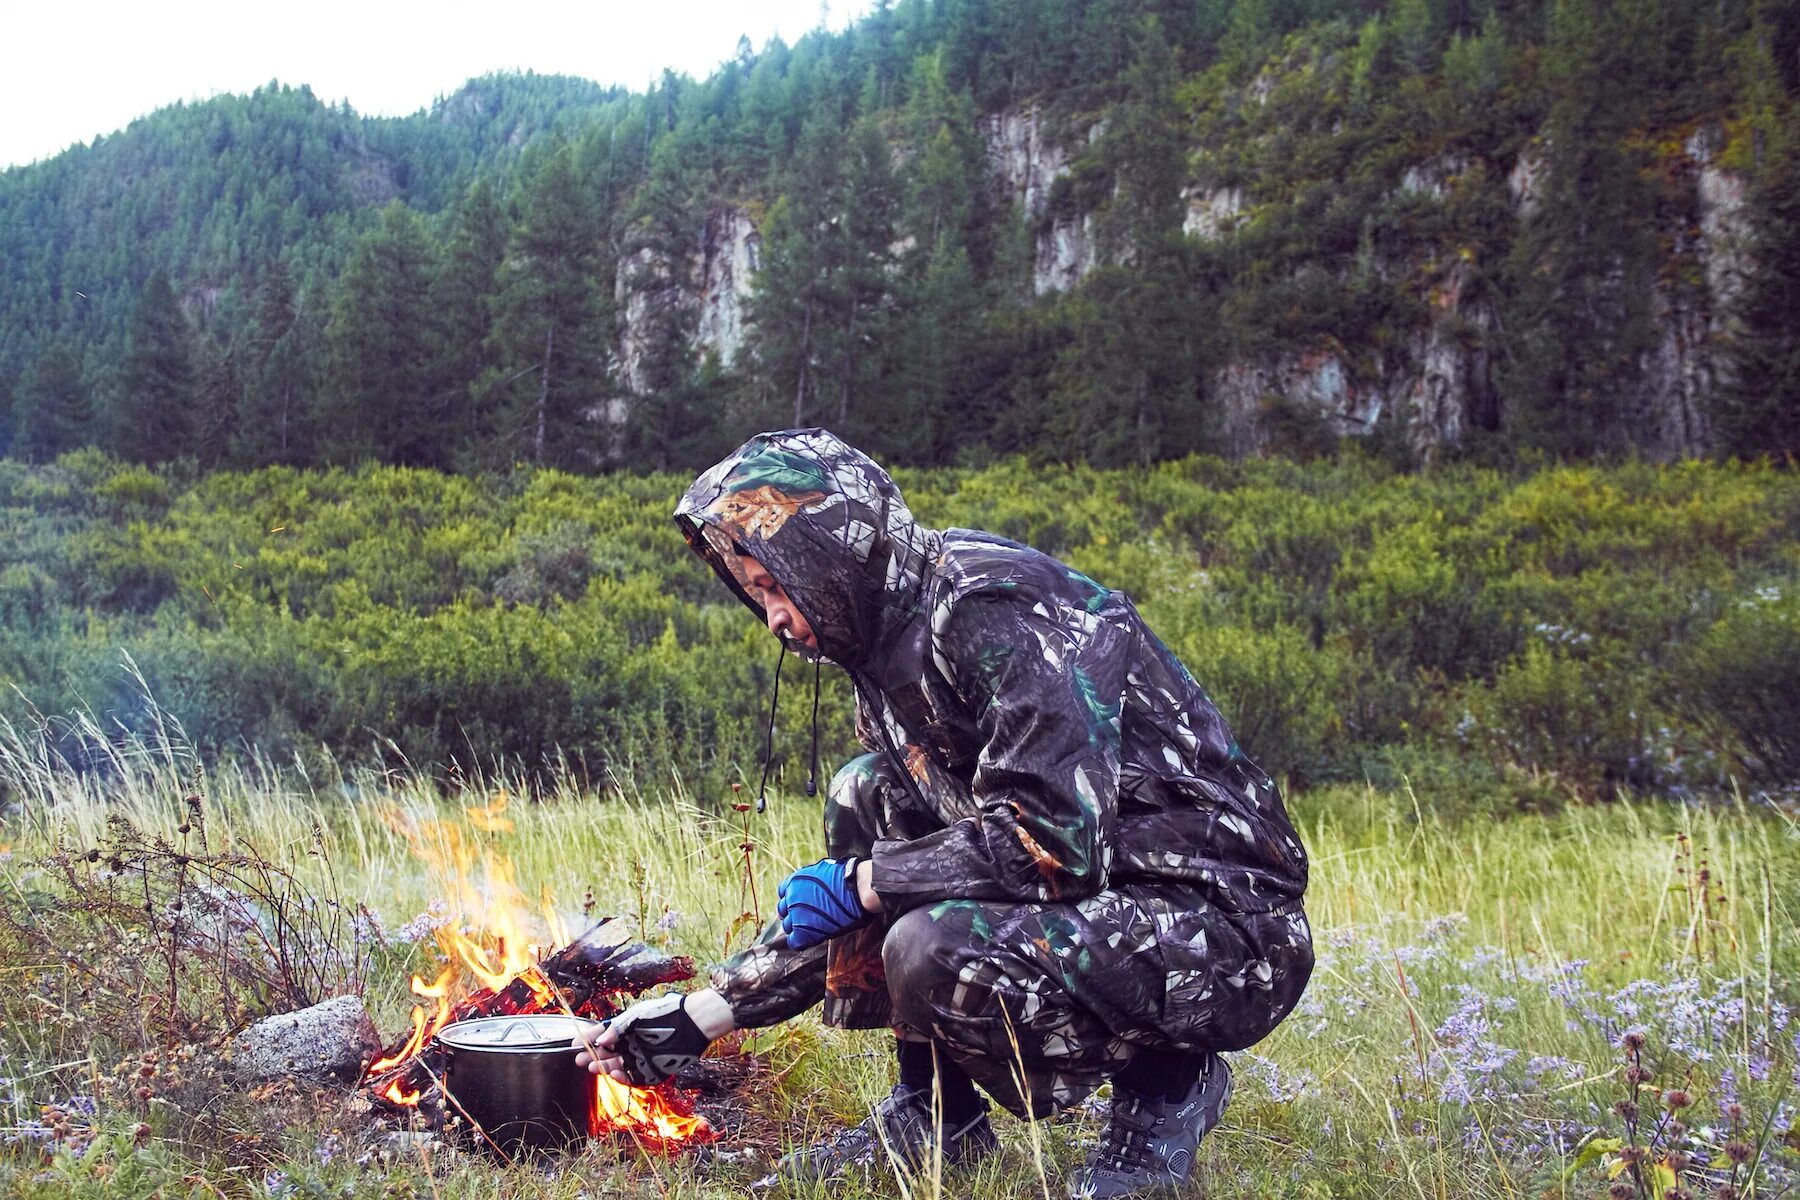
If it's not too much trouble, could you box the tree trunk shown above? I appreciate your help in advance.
[794,304,812,426]
[1135,369,1151,466]
[839,296,858,426]
[535,324,554,465]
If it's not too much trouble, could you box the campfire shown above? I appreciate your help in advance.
[362,796,715,1153]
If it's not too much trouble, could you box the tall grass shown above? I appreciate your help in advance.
[2,707,1796,1198]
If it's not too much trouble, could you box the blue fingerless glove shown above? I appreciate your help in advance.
[776,857,871,950]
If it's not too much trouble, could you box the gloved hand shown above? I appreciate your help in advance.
[572,993,713,1087]
[776,856,872,950]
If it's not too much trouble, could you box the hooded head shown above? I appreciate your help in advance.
[674,429,939,670]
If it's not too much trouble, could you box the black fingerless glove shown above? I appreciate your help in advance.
[606,993,713,1087]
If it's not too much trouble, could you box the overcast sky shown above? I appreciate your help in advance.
[2,0,876,170]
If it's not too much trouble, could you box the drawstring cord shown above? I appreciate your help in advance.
[806,657,823,797]
[756,641,787,813]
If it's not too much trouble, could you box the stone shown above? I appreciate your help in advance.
[234,995,381,1085]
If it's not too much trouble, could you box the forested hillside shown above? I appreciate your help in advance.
[1,0,1797,472]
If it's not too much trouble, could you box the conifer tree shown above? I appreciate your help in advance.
[1499,0,1659,457]
[115,268,197,463]
[483,143,606,469]
[234,260,314,466]
[190,336,239,467]
[322,203,444,465]
[433,178,508,459]
[748,106,848,429]
[1052,16,1200,466]
[620,131,707,470]
[831,114,901,434]
[12,343,93,462]
[1717,122,1800,458]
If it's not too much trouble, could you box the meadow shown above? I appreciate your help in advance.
[0,725,1795,1199]
[1,450,1797,1197]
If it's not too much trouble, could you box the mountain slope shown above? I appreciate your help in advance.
[0,0,1795,470]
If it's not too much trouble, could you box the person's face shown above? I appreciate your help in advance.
[737,553,817,652]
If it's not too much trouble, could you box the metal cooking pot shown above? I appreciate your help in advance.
[435,1013,594,1154]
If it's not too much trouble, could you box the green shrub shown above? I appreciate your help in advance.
[1679,583,1800,783]
[1463,642,1652,796]
[1,453,1794,800]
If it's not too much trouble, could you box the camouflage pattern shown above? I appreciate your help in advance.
[674,429,1313,1117]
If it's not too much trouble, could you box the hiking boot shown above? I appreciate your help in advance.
[778,1083,999,1184]
[1066,1053,1232,1199]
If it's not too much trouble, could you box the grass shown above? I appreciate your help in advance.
[1,715,1797,1199]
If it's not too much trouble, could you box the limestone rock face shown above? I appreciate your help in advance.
[1035,211,1100,296]
[1625,126,1747,459]
[981,105,1068,222]
[695,207,761,368]
[1182,185,1245,241]
[613,205,761,399]
[234,995,380,1084]
[613,240,691,398]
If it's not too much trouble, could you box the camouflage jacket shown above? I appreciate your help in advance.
[674,429,1309,1027]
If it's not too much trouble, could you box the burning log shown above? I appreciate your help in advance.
[363,921,711,1153]
[234,995,380,1084]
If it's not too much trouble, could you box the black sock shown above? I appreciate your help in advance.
[895,1039,984,1126]
[1114,1048,1205,1100]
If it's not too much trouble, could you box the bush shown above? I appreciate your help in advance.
[0,453,1795,800]
[1463,642,1653,796]
[1679,582,1800,783]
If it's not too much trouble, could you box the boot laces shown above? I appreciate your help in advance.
[1098,1096,1157,1170]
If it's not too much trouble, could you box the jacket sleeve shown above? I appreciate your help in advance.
[709,919,827,1030]
[869,589,1126,911]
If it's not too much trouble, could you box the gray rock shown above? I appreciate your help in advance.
[234,995,380,1084]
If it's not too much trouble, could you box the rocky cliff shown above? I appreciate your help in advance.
[610,100,1751,460]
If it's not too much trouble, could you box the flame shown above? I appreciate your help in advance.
[368,969,454,1075]
[593,1076,712,1148]
[365,797,713,1149]
[384,1079,422,1106]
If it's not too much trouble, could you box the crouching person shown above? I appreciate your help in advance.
[576,430,1313,1199]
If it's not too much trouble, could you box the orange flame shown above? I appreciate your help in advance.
[384,1079,422,1106]
[367,796,712,1148]
[592,1076,712,1148]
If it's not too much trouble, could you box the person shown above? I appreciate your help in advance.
[575,429,1312,1199]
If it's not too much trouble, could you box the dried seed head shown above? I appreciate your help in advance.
[1627,1066,1653,1085]
[1665,1089,1691,1110]
[1610,1184,1635,1200]
[1724,1141,1753,1164]
[1614,1100,1640,1121]
[1623,1031,1648,1051]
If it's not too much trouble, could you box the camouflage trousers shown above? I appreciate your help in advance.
[819,753,1314,1119]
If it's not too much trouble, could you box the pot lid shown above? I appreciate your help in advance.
[435,1013,592,1052]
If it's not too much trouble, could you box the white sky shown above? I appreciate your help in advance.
[2,0,876,170]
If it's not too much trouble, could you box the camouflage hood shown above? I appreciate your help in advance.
[673,428,942,670]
